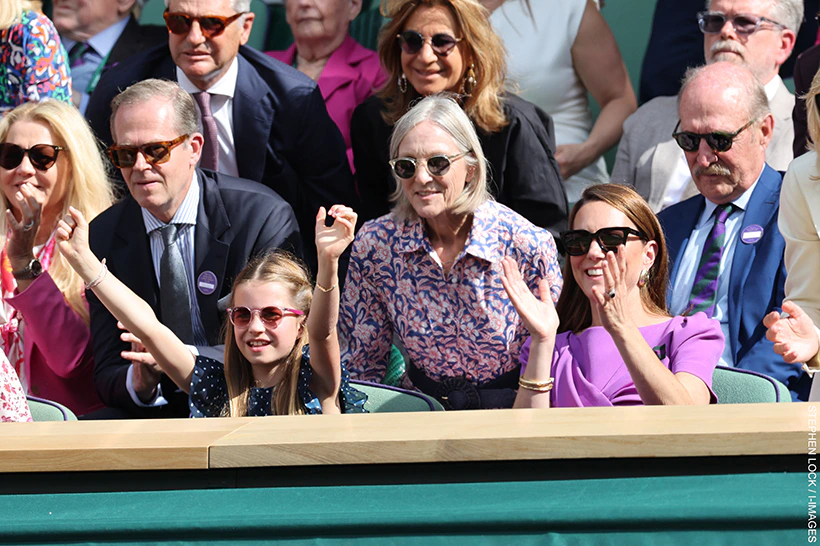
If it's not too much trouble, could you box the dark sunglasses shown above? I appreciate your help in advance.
[397,30,463,56]
[560,227,648,257]
[106,134,188,169]
[672,119,755,153]
[697,11,786,36]
[163,10,246,38]
[227,306,305,329]
[389,151,470,179]
[0,143,65,171]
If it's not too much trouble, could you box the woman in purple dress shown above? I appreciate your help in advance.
[502,183,723,407]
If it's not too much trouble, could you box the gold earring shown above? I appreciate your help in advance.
[398,73,408,93]
[638,269,650,288]
[460,64,477,95]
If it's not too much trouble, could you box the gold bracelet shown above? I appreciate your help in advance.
[315,282,337,293]
[518,376,554,392]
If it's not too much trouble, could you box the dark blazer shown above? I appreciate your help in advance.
[106,16,167,69]
[350,93,568,238]
[793,43,820,158]
[659,165,810,400]
[86,44,356,274]
[88,169,302,418]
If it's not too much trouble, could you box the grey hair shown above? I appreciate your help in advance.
[705,0,804,33]
[678,62,771,122]
[164,0,251,11]
[110,79,199,141]
[388,94,489,222]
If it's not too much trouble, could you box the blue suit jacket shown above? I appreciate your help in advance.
[659,164,810,400]
[86,44,357,274]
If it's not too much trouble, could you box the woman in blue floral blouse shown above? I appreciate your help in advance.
[0,1,71,114]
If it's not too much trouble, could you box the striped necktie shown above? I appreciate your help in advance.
[687,203,734,317]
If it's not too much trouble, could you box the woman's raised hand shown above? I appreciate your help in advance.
[55,206,92,270]
[501,256,558,341]
[764,300,820,364]
[5,182,44,266]
[591,245,631,334]
[315,205,357,262]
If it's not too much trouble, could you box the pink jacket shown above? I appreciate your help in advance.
[268,35,386,170]
[5,273,101,416]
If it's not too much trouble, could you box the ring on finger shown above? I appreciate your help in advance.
[607,289,616,299]
[22,221,34,232]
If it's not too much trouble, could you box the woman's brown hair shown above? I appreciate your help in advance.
[377,0,508,133]
[222,251,313,417]
[555,184,670,334]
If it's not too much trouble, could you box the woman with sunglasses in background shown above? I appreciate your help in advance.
[350,0,567,238]
[340,94,561,410]
[0,99,113,416]
[55,203,365,417]
[503,184,722,407]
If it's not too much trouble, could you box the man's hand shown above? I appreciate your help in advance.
[120,322,163,402]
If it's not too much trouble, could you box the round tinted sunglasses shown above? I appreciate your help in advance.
[0,143,65,171]
[560,227,648,257]
[697,11,785,36]
[163,10,246,38]
[227,306,305,329]
[389,151,471,179]
[397,30,463,56]
[106,134,188,169]
[672,119,755,153]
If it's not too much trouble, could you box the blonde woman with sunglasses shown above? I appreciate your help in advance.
[0,100,113,416]
[56,203,366,417]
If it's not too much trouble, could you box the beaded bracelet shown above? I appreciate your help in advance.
[518,376,554,392]
[85,259,108,290]
[315,282,337,293]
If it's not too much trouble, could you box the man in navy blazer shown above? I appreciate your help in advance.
[88,80,302,418]
[86,0,356,275]
[658,62,810,400]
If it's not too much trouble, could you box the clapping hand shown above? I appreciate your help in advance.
[764,301,820,365]
[500,256,558,341]
[591,246,631,335]
[55,206,91,270]
[315,205,357,262]
[5,183,44,269]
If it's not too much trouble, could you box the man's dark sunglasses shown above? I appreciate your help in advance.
[697,11,786,36]
[397,30,462,56]
[672,119,756,153]
[560,227,648,257]
[106,134,188,169]
[163,11,246,38]
[0,143,65,171]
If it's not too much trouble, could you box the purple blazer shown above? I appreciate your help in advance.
[267,35,386,170]
[5,273,102,416]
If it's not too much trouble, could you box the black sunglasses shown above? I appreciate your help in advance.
[106,134,188,169]
[389,151,470,179]
[697,11,786,36]
[560,227,648,257]
[672,119,755,153]
[163,11,246,38]
[227,306,304,329]
[397,30,463,56]
[0,143,65,171]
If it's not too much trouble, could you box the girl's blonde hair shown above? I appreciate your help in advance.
[222,251,313,417]
[0,100,114,324]
[377,0,508,133]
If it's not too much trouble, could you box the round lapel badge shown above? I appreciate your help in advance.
[197,271,217,295]
[740,224,764,245]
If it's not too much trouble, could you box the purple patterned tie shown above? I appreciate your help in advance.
[68,42,90,68]
[194,92,219,171]
[687,203,734,317]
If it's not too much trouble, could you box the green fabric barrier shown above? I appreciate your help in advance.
[0,473,804,544]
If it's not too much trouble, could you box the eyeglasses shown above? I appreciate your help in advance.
[227,306,305,329]
[389,151,471,179]
[163,11,246,38]
[106,134,188,169]
[0,143,65,171]
[672,120,755,153]
[697,11,786,36]
[397,30,463,56]
[560,227,648,257]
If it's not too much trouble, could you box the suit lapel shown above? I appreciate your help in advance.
[663,196,705,302]
[112,198,158,311]
[194,171,230,342]
[232,55,275,183]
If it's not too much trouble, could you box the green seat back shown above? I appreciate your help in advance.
[351,380,445,412]
[712,366,792,404]
[263,7,385,52]
[26,396,78,421]
[349,9,386,51]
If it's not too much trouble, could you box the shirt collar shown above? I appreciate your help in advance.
[142,171,200,233]
[394,201,503,263]
[63,15,130,59]
[697,164,763,228]
[176,57,239,98]
[764,75,781,102]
